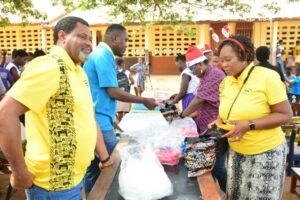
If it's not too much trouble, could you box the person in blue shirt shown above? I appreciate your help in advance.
[290,67,300,102]
[83,24,157,196]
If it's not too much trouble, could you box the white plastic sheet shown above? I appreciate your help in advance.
[119,112,168,132]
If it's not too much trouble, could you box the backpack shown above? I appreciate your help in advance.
[117,69,130,93]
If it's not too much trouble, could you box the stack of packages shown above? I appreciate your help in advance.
[118,117,199,200]
[122,117,199,166]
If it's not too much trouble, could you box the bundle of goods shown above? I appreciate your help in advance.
[155,146,182,166]
[159,101,179,123]
[119,145,173,200]
[151,126,183,166]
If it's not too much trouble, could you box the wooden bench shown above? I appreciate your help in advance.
[290,167,300,197]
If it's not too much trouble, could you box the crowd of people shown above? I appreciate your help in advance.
[0,15,298,200]
[0,49,46,99]
[169,36,295,199]
[0,17,154,198]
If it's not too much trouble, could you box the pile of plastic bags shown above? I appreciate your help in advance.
[118,118,199,200]
[122,117,198,166]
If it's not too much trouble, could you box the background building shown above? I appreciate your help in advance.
[1,1,300,74]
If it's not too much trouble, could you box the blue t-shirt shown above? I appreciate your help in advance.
[84,43,118,131]
[290,76,300,95]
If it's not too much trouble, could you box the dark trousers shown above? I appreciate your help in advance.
[212,151,227,192]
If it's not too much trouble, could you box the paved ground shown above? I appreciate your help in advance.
[0,75,299,199]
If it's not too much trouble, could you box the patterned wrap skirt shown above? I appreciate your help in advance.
[227,142,287,200]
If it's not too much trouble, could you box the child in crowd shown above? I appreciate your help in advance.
[130,58,145,96]
[116,58,135,122]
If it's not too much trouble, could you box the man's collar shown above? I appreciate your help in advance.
[99,42,114,57]
[50,46,80,71]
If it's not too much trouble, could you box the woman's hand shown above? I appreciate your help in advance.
[222,120,250,142]
[169,93,177,100]
[208,118,224,128]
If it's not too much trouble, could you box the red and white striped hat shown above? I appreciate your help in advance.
[186,45,207,67]
[201,44,212,53]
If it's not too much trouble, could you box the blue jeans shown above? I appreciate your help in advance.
[212,151,227,192]
[84,129,118,197]
[25,180,83,200]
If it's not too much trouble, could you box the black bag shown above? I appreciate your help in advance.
[117,70,130,93]
[183,124,229,177]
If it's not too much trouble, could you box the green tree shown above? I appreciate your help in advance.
[52,0,253,24]
[51,0,300,25]
[0,0,46,26]
[1,0,299,25]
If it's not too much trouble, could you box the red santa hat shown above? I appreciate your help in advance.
[201,44,212,54]
[221,25,230,38]
[209,27,220,43]
[186,45,207,67]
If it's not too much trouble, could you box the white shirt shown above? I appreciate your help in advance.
[181,67,200,94]
[276,44,284,57]
[0,78,6,95]
[117,69,130,78]
[5,62,21,75]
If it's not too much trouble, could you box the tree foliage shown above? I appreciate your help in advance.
[51,0,253,25]
[51,0,300,25]
[0,0,46,26]
[0,0,299,26]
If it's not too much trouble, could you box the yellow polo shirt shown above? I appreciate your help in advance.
[7,46,97,191]
[219,63,287,155]
[293,45,300,60]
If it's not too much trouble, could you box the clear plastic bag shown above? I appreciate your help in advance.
[155,147,182,166]
[149,126,183,166]
[121,118,199,167]
[119,145,173,200]
[170,117,199,138]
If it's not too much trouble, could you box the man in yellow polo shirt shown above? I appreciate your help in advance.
[0,16,112,199]
[293,40,300,62]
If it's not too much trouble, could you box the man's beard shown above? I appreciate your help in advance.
[79,51,89,62]
[78,47,92,62]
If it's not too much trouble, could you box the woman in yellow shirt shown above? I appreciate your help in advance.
[216,35,292,199]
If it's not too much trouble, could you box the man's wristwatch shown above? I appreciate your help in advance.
[248,120,255,130]
[100,155,110,164]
